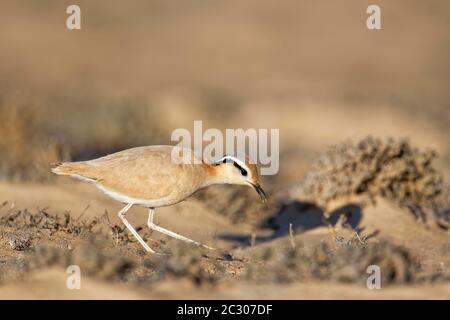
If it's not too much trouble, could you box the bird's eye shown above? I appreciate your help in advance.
[232,161,248,176]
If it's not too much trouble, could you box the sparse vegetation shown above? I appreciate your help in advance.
[0,205,225,286]
[0,97,169,182]
[0,203,448,290]
[0,103,68,182]
[293,136,448,223]
[245,240,418,285]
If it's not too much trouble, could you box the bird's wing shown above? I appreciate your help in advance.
[53,145,205,201]
[85,146,181,199]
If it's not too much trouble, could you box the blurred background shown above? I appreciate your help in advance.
[0,0,449,299]
[0,0,449,185]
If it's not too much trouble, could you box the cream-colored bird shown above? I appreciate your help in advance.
[51,145,266,253]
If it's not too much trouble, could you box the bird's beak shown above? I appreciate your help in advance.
[250,182,267,203]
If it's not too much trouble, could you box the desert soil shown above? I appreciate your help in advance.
[0,180,448,299]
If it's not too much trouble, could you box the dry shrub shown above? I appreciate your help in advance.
[245,240,420,285]
[0,104,68,181]
[292,136,447,223]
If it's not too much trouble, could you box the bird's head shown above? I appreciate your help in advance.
[213,155,267,203]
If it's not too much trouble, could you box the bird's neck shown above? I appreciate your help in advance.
[201,163,234,186]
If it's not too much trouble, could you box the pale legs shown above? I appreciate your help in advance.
[118,203,156,253]
[147,208,215,250]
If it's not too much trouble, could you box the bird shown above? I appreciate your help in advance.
[51,145,267,254]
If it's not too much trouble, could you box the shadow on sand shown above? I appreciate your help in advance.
[220,201,363,246]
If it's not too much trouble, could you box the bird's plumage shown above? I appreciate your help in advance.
[51,144,266,253]
[52,145,215,207]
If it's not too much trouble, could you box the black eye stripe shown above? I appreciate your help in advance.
[233,162,248,176]
[217,158,248,176]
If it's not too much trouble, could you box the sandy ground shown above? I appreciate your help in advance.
[0,181,448,299]
[2,271,449,300]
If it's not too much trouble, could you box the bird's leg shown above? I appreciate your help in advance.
[147,208,215,250]
[118,203,156,253]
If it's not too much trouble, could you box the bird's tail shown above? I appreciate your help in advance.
[50,161,91,178]
[50,162,70,175]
